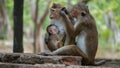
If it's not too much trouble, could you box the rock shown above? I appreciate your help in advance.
[0,53,82,65]
[0,63,112,68]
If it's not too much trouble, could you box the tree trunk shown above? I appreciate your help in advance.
[13,0,24,53]
[30,0,51,53]
[104,11,119,45]
[4,2,11,39]
[34,24,41,53]
[0,0,5,39]
[0,0,10,39]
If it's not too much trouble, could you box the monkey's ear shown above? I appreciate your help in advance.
[52,3,57,8]
[52,3,62,9]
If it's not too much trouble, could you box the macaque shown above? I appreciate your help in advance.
[41,3,105,65]
[71,3,99,65]
[49,3,75,45]
[46,24,65,51]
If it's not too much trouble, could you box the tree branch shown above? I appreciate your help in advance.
[30,0,39,23]
[37,0,51,26]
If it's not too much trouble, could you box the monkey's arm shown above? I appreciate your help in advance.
[74,23,84,37]
[44,33,49,44]
[61,32,66,46]
[70,23,84,45]
[60,9,74,38]
[57,41,63,48]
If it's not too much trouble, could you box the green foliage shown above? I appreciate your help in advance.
[0,27,7,39]
[115,45,120,51]
[23,0,34,34]
[99,26,112,46]
[88,0,120,46]
[5,0,14,28]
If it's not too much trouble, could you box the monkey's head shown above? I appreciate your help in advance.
[49,3,64,20]
[71,3,90,21]
[47,24,59,35]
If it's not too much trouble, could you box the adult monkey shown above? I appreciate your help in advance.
[42,3,105,65]
[45,3,75,46]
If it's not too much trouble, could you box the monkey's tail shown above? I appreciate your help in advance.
[94,60,106,66]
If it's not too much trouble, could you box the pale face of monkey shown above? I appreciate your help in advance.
[71,4,90,24]
[50,3,63,20]
[50,8,61,20]
[71,6,79,19]
[48,26,59,35]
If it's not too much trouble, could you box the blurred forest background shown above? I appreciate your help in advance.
[0,0,120,59]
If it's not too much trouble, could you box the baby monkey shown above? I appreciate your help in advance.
[46,24,65,51]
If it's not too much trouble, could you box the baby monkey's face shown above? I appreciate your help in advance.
[48,26,59,35]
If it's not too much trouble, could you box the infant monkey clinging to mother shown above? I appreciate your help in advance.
[42,2,105,65]
[46,24,65,52]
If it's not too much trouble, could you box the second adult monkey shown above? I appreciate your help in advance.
[46,24,65,52]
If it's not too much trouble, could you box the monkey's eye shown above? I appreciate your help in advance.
[49,30,52,32]
[81,11,86,17]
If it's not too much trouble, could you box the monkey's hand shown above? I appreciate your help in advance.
[60,7,67,17]
[61,7,69,15]
[58,41,63,48]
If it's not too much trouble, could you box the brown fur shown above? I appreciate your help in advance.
[47,34,64,51]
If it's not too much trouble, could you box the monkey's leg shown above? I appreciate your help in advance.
[39,45,77,56]
[52,45,77,56]
[52,45,88,58]
[39,45,88,58]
